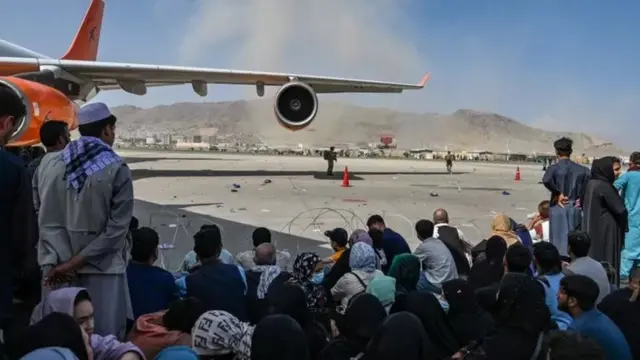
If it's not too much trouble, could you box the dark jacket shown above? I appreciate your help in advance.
[186,261,248,321]
[0,150,35,325]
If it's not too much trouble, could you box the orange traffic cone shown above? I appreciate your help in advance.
[514,166,521,181]
[341,166,351,187]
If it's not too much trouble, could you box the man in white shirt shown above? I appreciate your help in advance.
[433,208,466,241]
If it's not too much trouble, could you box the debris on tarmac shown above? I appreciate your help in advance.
[430,191,439,197]
[502,191,511,195]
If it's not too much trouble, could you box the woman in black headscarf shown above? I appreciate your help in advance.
[402,292,460,359]
[267,283,329,360]
[467,236,507,290]
[581,156,627,285]
[320,294,387,360]
[6,312,90,360]
[251,315,310,360]
[362,312,433,360]
[454,273,553,360]
[442,279,495,346]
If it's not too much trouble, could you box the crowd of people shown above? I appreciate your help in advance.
[1,89,640,360]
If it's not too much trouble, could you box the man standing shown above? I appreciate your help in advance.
[324,146,337,176]
[33,102,133,339]
[27,121,70,180]
[445,151,454,174]
[0,87,33,355]
[542,137,590,256]
[614,151,640,284]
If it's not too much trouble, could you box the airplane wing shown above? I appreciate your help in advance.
[1,57,429,95]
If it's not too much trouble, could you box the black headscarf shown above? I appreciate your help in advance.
[320,294,387,360]
[468,235,507,289]
[402,292,460,358]
[479,274,552,360]
[362,312,434,360]
[442,279,495,346]
[591,156,618,184]
[267,284,328,360]
[251,315,310,360]
[6,312,89,360]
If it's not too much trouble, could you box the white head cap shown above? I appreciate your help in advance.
[78,102,113,126]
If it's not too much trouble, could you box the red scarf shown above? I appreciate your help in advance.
[629,165,640,172]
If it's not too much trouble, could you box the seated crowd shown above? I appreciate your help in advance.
[7,209,640,360]
[2,99,639,360]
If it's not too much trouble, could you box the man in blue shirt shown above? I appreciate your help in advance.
[127,227,180,320]
[532,242,572,329]
[175,225,248,321]
[367,214,410,273]
[558,274,632,360]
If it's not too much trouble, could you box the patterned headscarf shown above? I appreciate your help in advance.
[290,252,326,308]
[253,265,282,299]
[349,242,377,273]
[192,310,254,360]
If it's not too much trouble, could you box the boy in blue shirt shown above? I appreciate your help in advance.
[533,242,572,329]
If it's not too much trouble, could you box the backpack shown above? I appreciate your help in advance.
[347,272,396,309]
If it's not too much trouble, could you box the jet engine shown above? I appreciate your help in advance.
[274,81,318,131]
[0,76,77,147]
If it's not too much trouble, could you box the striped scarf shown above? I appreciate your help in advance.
[62,136,121,191]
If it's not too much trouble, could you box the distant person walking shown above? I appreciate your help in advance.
[542,137,590,256]
[324,146,337,176]
[445,151,454,174]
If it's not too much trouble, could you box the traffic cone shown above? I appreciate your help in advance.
[341,166,351,187]
[514,166,521,181]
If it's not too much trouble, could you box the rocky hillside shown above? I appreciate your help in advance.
[111,99,622,154]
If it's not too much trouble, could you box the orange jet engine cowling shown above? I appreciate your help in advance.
[0,76,78,147]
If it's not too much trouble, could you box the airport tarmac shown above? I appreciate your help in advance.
[122,150,550,271]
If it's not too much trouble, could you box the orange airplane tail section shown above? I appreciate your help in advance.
[62,0,104,61]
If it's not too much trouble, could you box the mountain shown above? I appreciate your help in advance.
[111,99,624,155]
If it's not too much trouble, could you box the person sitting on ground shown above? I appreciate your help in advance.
[331,242,384,308]
[442,279,494,347]
[467,235,507,290]
[7,312,92,360]
[597,266,640,360]
[558,275,632,360]
[192,310,254,360]
[387,253,421,312]
[489,213,521,247]
[475,243,532,315]
[128,297,207,360]
[126,227,179,322]
[289,253,327,311]
[453,274,553,360]
[29,287,144,360]
[245,243,291,324]
[178,225,237,274]
[412,219,458,292]
[251,315,309,360]
[321,229,375,299]
[367,228,388,271]
[532,242,573,330]
[432,209,471,278]
[565,231,610,304]
[175,225,248,321]
[528,200,551,243]
[267,283,329,360]
[236,227,291,271]
[543,330,605,360]
[366,215,410,271]
[321,228,348,266]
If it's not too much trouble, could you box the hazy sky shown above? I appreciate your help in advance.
[1,0,639,147]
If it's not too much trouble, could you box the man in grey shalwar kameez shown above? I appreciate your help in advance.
[33,102,134,339]
[542,137,590,257]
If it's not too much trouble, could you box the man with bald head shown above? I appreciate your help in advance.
[432,208,471,276]
[245,243,291,323]
[254,243,277,266]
